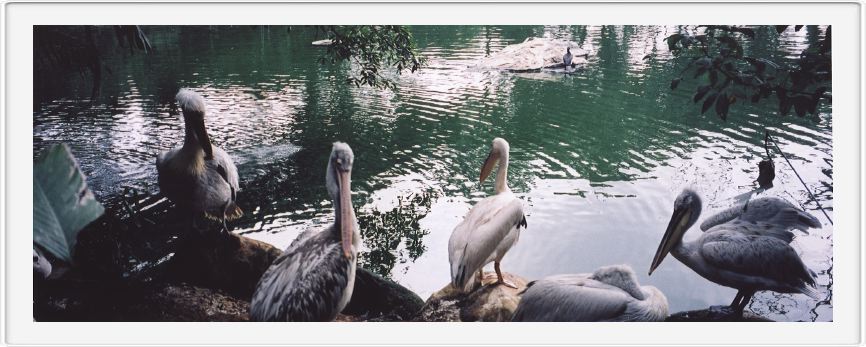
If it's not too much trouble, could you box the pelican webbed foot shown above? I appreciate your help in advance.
[493,261,517,288]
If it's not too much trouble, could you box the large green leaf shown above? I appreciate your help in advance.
[33,143,104,263]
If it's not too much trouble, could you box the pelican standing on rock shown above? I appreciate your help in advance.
[156,89,242,232]
[512,264,669,321]
[563,47,573,71]
[449,138,527,292]
[250,142,360,321]
[648,189,821,315]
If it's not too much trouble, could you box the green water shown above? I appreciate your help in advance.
[34,25,832,321]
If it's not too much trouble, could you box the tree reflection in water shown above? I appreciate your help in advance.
[357,191,437,278]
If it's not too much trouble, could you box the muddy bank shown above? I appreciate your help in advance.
[36,213,773,322]
[35,227,424,322]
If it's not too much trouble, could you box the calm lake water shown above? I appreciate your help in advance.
[33,26,833,322]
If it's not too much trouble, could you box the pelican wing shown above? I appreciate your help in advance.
[513,274,631,322]
[699,231,818,297]
[250,227,352,321]
[210,147,240,192]
[449,193,525,289]
[700,197,821,242]
[198,147,243,220]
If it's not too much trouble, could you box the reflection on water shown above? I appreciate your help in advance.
[34,25,832,321]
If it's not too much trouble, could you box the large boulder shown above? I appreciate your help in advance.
[343,267,425,321]
[36,225,426,322]
[417,272,527,322]
[166,232,282,299]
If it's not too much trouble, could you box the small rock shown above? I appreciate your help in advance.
[417,272,527,322]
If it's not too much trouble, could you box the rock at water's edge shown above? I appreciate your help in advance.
[666,306,774,322]
[166,232,282,300]
[343,267,425,321]
[417,272,527,322]
[476,37,589,72]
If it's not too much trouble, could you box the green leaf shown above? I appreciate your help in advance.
[702,91,718,114]
[737,28,756,39]
[666,34,683,51]
[693,85,712,103]
[715,91,730,120]
[33,143,104,263]
[716,36,743,58]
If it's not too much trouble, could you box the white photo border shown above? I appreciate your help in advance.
[3,1,861,345]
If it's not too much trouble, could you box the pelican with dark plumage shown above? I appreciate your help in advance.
[649,189,821,315]
[156,89,242,232]
[449,138,527,292]
[563,47,573,71]
[512,264,668,321]
[250,142,359,321]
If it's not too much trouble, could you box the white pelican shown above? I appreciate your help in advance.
[649,189,821,314]
[156,89,242,232]
[449,138,527,292]
[512,264,669,321]
[250,142,359,321]
[563,47,573,70]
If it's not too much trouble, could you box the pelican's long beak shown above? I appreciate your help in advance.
[337,168,354,259]
[479,150,498,183]
[649,206,690,275]
[192,118,213,160]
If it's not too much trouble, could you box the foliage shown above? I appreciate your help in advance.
[356,190,436,278]
[34,26,152,101]
[315,25,426,90]
[34,144,105,263]
[664,25,830,120]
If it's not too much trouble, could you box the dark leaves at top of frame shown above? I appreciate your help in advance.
[666,34,684,51]
[716,36,744,58]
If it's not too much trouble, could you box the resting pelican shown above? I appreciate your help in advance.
[649,189,821,314]
[156,89,242,232]
[250,142,359,321]
[449,138,527,292]
[563,47,573,70]
[512,264,668,322]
